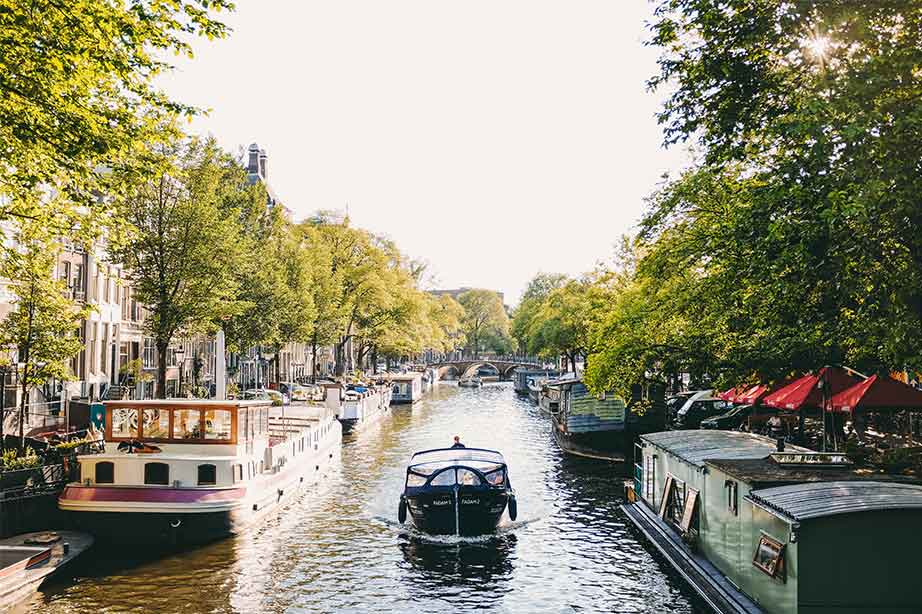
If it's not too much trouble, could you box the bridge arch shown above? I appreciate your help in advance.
[460,362,500,379]
[438,364,460,379]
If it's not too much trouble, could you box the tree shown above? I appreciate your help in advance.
[0,219,89,449]
[580,2,922,393]
[511,273,567,354]
[113,136,243,398]
[457,290,510,358]
[0,0,232,233]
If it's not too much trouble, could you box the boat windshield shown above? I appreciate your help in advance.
[410,448,504,465]
[410,460,504,476]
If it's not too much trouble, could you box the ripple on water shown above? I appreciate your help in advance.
[33,383,708,614]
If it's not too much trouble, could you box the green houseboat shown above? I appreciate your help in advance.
[623,430,922,613]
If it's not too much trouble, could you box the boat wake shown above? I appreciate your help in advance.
[370,514,543,543]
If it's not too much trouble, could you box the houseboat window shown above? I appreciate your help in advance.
[430,469,456,486]
[198,464,217,485]
[111,408,138,439]
[173,409,201,439]
[204,409,232,440]
[144,462,169,485]
[485,469,505,486]
[233,464,243,482]
[248,408,257,439]
[242,408,249,441]
[95,461,114,484]
[753,535,785,579]
[142,409,170,439]
[457,469,481,486]
[725,480,739,515]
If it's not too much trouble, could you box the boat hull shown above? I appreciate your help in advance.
[67,509,234,547]
[552,424,629,462]
[406,489,509,536]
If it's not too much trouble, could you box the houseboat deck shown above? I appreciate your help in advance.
[622,500,762,614]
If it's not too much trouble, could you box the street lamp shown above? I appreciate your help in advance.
[174,346,186,398]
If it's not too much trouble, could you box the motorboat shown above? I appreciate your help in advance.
[397,447,516,536]
[458,376,482,388]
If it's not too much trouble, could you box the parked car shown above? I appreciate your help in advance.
[243,388,288,405]
[666,391,699,425]
[674,390,731,429]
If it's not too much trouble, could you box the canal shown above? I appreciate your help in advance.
[32,383,707,613]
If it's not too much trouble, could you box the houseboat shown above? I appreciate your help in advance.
[537,382,561,415]
[550,379,666,462]
[397,447,516,536]
[58,398,341,546]
[513,369,559,397]
[0,530,93,610]
[339,383,391,433]
[623,430,922,614]
[390,372,424,404]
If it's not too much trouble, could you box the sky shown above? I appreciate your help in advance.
[159,1,689,305]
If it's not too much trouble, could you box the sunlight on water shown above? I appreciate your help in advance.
[32,382,707,614]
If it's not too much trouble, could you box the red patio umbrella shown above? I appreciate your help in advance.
[830,374,922,413]
[737,384,769,405]
[762,367,863,411]
[719,386,742,402]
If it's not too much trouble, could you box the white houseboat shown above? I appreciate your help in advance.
[389,373,424,404]
[58,399,341,545]
[339,383,392,433]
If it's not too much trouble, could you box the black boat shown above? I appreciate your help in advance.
[397,448,517,536]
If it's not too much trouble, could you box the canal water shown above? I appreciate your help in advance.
[31,383,707,613]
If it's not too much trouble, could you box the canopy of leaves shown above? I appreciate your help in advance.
[457,289,511,356]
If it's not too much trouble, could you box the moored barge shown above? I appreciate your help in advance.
[58,399,341,546]
[623,430,922,614]
[550,379,665,462]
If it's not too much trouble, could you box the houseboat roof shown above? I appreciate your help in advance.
[389,372,423,381]
[705,456,921,486]
[103,399,271,408]
[640,430,810,469]
[747,481,922,522]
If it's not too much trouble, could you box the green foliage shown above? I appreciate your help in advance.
[113,135,245,397]
[457,290,511,357]
[1,447,40,472]
[0,0,232,245]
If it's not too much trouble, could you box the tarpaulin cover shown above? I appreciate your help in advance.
[830,374,922,413]
[762,367,863,412]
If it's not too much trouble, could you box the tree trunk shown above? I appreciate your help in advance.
[311,332,319,384]
[156,340,169,399]
[371,348,378,374]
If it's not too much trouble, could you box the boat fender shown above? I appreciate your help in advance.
[171,519,182,528]
[329,453,333,458]
[508,496,518,521]
[277,489,284,501]
[316,465,320,471]
[300,476,304,483]
[253,504,258,511]
[398,495,408,523]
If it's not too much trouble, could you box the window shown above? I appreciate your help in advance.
[173,409,201,439]
[142,409,170,439]
[485,469,505,486]
[101,323,109,375]
[111,408,138,439]
[725,480,739,516]
[142,337,156,369]
[753,535,786,579]
[430,469,456,486]
[457,469,482,486]
[260,408,269,434]
[233,464,243,482]
[406,473,427,487]
[95,461,114,484]
[197,464,217,485]
[144,462,169,485]
[203,410,232,440]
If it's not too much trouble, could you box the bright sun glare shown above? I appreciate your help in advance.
[803,35,831,60]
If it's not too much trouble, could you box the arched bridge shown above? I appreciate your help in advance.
[428,358,544,379]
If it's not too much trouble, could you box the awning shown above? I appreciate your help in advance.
[719,386,743,402]
[762,367,863,412]
[830,374,922,413]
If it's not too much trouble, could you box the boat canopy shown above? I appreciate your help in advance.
[410,447,504,466]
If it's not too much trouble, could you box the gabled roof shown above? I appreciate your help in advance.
[747,481,922,522]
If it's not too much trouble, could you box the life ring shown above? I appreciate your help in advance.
[398,495,408,524]
[508,495,518,521]
[170,519,182,528]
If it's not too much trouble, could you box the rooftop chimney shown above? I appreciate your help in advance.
[247,143,260,177]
